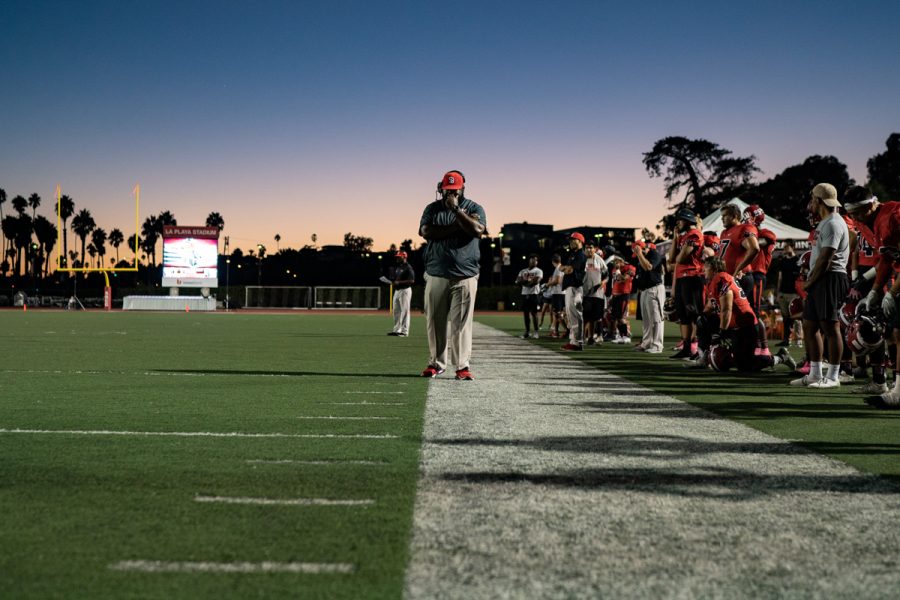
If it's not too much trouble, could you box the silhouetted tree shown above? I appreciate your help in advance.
[643,136,759,232]
[747,155,854,230]
[71,208,96,271]
[33,215,57,277]
[343,232,374,253]
[91,228,107,269]
[58,194,75,267]
[141,215,160,266]
[867,133,900,200]
[27,193,41,219]
[108,228,124,263]
[205,211,224,231]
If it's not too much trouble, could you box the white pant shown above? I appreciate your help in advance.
[639,284,665,352]
[424,274,478,370]
[392,287,411,334]
[564,287,583,345]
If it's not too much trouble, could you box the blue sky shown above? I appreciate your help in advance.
[2,0,898,252]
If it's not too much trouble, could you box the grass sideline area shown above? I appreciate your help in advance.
[476,314,900,481]
[0,311,428,599]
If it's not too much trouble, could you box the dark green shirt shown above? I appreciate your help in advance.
[419,197,487,279]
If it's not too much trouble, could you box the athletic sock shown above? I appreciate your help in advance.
[810,361,823,380]
[826,363,840,381]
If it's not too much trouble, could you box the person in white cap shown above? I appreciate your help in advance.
[790,183,850,389]
[387,251,415,337]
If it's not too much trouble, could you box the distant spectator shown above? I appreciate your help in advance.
[582,240,608,345]
[560,233,587,351]
[633,240,665,353]
[515,254,543,339]
[774,240,801,347]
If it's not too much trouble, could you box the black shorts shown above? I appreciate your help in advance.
[552,294,566,312]
[610,294,629,320]
[803,271,849,322]
[521,294,540,314]
[675,275,705,325]
[583,296,605,321]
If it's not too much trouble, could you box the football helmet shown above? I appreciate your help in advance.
[799,251,811,270]
[664,296,678,322]
[743,204,765,226]
[709,344,734,372]
[789,296,804,319]
[839,301,858,328]
[846,313,886,356]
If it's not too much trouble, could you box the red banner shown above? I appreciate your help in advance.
[163,226,220,239]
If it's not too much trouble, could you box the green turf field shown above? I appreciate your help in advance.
[0,311,429,599]
[477,314,900,481]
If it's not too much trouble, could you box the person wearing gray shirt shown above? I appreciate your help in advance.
[792,183,850,390]
[418,170,487,380]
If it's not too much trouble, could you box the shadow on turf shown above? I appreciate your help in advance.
[439,466,900,500]
[151,368,421,378]
[537,400,900,420]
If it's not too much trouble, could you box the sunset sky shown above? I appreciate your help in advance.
[2,1,899,254]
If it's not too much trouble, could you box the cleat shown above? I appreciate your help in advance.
[421,365,445,378]
[838,372,855,384]
[790,375,819,387]
[865,390,900,408]
[808,378,840,389]
[530,332,539,339]
[561,343,583,351]
[387,332,401,336]
[776,348,797,371]
[670,347,692,360]
[684,355,708,369]
[854,382,889,395]
[455,367,475,380]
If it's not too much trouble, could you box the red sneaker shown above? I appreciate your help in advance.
[561,343,583,351]
[421,365,446,378]
[455,367,475,380]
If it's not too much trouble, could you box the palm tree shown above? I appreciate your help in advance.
[11,195,27,215]
[32,215,57,277]
[87,243,97,268]
[27,193,41,220]
[13,214,33,276]
[0,188,6,263]
[141,215,160,266]
[1,216,16,273]
[58,194,75,267]
[205,211,224,231]
[91,228,107,269]
[71,208,96,271]
[108,228,124,264]
[274,233,281,252]
[68,250,78,269]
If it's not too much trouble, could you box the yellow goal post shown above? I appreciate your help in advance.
[56,184,141,286]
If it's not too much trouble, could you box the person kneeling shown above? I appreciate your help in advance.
[701,257,795,373]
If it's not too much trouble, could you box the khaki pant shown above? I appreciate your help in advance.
[392,287,411,335]
[564,286,583,345]
[639,283,665,352]
[424,274,478,370]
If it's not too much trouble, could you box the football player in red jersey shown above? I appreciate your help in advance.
[667,207,706,359]
[845,187,900,406]
[743,204,777,316]
[718,203,760,311]
[687,256,794,372]
[702,231,721,259]
[610,257,636,343]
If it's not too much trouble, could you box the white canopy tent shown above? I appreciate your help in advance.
[700,198,810,245]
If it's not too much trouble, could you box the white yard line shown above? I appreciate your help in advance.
[246,459,387,465]
[194,495,374,506]
[0,428,397,439]
[343,391,407,394]
[404,322,900,599]
[327,402,407,406]
[295,416,400,420]
[109,560,354,574]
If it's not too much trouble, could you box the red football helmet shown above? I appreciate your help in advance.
[709,344,734,372]
[799,251,811,270]
[846,314,886,356]
[789,296,804,319]
[839,301,858,328]
[743,204,765,226]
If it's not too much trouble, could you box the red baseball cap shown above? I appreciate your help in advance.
[441,171,465,190]
[395,251,407,259]
[632,240,646,251]
[570,232,585,243]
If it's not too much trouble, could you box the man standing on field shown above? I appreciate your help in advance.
[419,170,487,380]
[387,251,415,337]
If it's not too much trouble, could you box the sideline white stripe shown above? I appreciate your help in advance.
[246,459,386,465]
[343,391,406,395]
[109,560,355,574]
[195,495,374,506]
[295,416,399,420]
[0,428,397,439]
